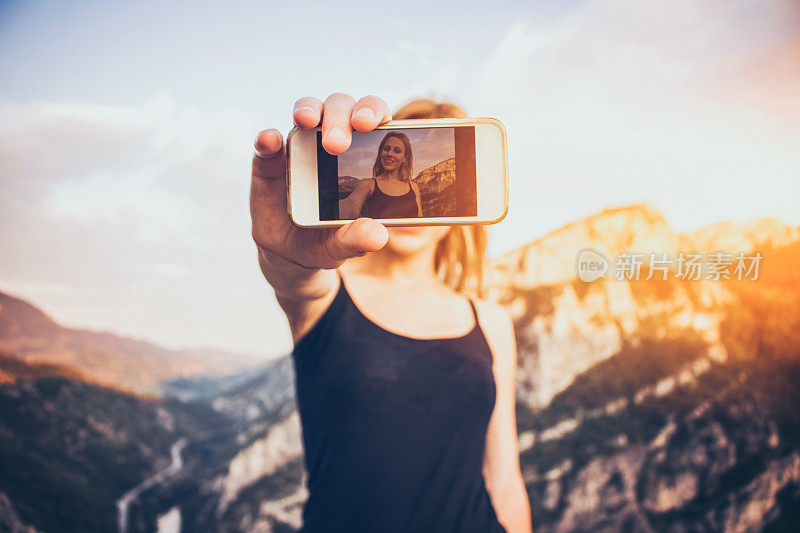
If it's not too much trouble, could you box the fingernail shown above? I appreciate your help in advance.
[294,106,316,117]
[324,126,346,144]
[354,108,375,122]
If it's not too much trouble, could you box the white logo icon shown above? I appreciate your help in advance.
[577,248,609,282]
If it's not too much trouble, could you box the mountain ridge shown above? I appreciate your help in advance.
[0,290,264,393]
[2,202,800,532]
[492,202,798,289]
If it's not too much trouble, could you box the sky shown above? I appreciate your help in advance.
[0,0,798,358]
[338,128,455,180]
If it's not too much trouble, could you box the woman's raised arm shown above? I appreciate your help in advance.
[249,93,392,342]
[339,179,373,219]
[411,181,423,217]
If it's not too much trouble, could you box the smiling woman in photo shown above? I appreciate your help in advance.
[339,131,423,219]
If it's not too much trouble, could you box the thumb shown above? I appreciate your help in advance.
[326,217,388,261]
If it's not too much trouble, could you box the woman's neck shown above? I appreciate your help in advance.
[379,168,402,181]
[341,242,441,288]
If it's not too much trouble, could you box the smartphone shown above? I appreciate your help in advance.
[286,118,508,227]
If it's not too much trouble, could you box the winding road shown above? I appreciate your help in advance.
[116,438,187,533]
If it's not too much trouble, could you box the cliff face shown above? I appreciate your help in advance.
[416,158,457,217]
[415,158,456,194]
[520,347,800,532]
[686,217,800,254]
[492,203,692,288]
[489,202,793,408]
[0,492,38,533]
[0,367,231,533]
[3,204,800,533]
[490,204,800,532]
[497,275,731,409]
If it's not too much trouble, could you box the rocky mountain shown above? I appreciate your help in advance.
[489,202,796,408]
[492,203,692,288]
[2,203,799,532]
[0,304,297,532]
[0,492,38,533]
[0,350,85,385]
[0,291,263,393]
[416,157,457,217]
[0,355,233,532]
[685,217,800,254]
[126,355,303,532]
[490,203,800,531]
[336,175,359,199]
[490,204,729,408]
[414,157,456,195]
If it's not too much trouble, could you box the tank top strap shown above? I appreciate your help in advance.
[335,268,346,292]
[466,296,479,325]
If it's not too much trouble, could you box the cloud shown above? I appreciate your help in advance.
[1,0,797,353]
[464,0,800,254]
[0,95,290,356]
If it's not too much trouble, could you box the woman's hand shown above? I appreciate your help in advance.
[250,94,392,282]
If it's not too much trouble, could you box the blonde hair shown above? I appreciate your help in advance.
[393,98,488,299]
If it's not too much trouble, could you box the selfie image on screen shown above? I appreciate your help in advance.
[316,127,477,221]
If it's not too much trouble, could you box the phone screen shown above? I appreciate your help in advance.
[316,126,477,220]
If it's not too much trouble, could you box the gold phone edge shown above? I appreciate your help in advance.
[286,118,509,228]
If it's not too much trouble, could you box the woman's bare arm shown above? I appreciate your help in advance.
[479,302,533,533]
[339,179,373,220]
[411,181,423,217]
[250,94,392,343]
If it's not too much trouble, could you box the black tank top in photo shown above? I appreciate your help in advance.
[291,272,506,532]
[360,177,420,219]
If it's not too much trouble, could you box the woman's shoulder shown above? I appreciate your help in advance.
[470,298,516,364]
[433,288,512,331]
[354,177,376,194]
[470,297,512,327]
[285,270,342,349]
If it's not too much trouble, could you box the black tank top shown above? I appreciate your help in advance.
[291,272,506,532]
[360,177,420,219]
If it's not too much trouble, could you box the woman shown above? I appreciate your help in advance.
[339,131,423,219]
[250,93,532,532]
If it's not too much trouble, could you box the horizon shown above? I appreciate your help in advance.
[2,201,794,357]
[1,0,798,355]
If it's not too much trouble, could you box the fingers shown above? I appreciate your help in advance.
[351,95,392,133]
[254,128,283,157]
[252,129,286,180]
[321,93,356,156]
[293,97,323,129]
[324,217,388,261]
[292,93,392,156]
